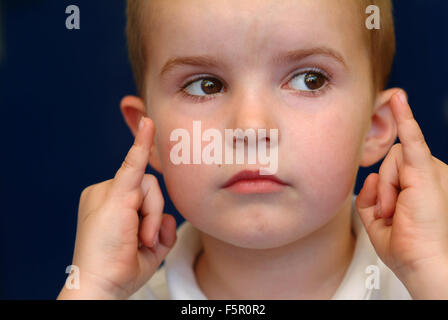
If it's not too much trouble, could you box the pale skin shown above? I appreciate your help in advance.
[58,117,177,299]
[58,0,448,299]
[356,93,448,299]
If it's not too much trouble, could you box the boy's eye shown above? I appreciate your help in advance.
[289,71,328,91]
[183,77,224,96]
[180,70,328,101]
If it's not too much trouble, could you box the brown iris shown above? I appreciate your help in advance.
[201,78,223,94]
[304,72,326,90]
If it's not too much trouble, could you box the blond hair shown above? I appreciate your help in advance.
[126,0,395,98]
[360,0,396,91]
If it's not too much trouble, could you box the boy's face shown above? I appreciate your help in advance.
[140,0,379,248]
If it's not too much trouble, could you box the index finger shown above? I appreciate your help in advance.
[390,91,432,169]
[111,117,155,194]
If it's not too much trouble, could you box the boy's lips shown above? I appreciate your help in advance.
[221,169,288,194]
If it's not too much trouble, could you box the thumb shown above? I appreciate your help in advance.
[356,173,392,257]
[356,173,379,229]
[153,213,178,258]
[137,214,177,277]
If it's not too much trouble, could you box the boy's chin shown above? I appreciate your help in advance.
[220,231,301,250]
[205,215,310,250]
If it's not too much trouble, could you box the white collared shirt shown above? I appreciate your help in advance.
[129,196,412,300]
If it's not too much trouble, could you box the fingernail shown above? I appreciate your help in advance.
[138,117,145,131]
[153,231,159,249]
[397,91,407,105]
[374,200,382,218]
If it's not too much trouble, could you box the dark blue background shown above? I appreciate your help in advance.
[0,0,447,299]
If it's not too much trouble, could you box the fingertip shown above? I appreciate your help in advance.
[396,90,408,106]
[356,173,379,209]
[391,90,413,122]
[364,172,379,188]
[138,117,156,148]
[138,116,146,132]
[390,91,433,167]
[363,173,379,195]
[142,116,155,132]
[137,115,154,134]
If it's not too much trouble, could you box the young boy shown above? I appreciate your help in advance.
[58,0,448,299]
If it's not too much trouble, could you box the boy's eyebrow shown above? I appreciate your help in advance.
[160,47,346,77]
[272,47,347,68]
[160,55,219,78]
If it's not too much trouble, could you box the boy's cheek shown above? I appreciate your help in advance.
[285,121,363,206]
[293,146,357,209]
[162,163,216,220]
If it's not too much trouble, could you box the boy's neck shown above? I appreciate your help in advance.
[193,195,356,299]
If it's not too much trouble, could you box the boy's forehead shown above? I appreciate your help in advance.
[145,0,366,72]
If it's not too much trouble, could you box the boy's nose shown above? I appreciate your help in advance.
[227,89,279,143]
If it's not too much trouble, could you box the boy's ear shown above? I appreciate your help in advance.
[359,88,403,167]
[120,95,163,173]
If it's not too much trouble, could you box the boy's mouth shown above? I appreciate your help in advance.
[221,169,288,194]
